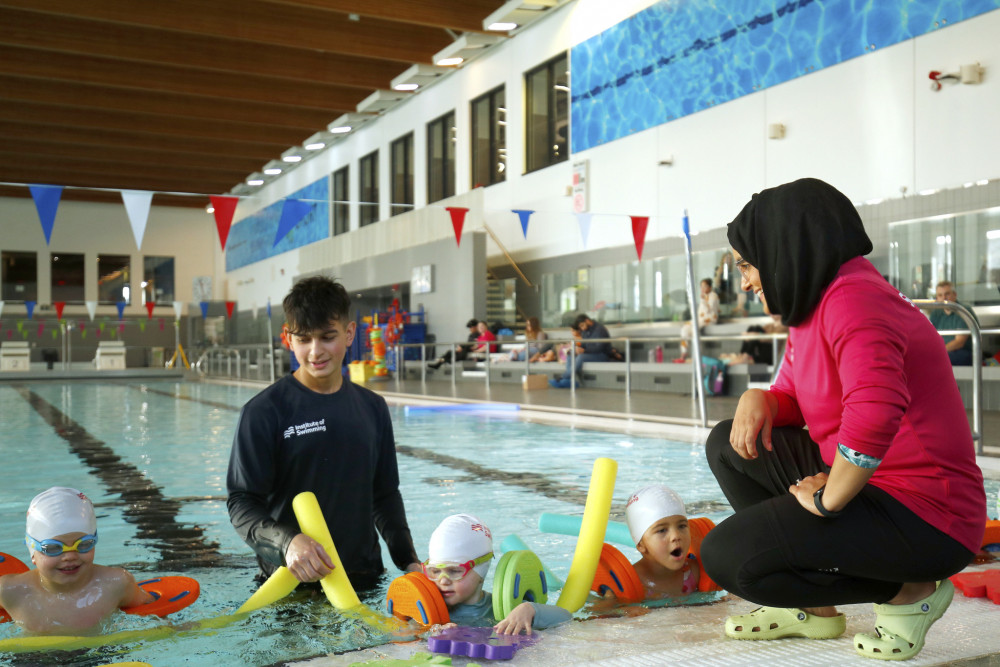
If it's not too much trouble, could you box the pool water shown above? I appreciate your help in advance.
[0,381,995,666]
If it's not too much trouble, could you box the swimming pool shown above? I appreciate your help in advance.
[1,380,996,666]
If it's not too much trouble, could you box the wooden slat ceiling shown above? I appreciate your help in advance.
[0,0,506,208]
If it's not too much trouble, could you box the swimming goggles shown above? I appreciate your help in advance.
[25,533,98,557]
[422,552,493,582]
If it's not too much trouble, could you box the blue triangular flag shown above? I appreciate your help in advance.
[29,185,63,245]
[266,298,272,319]
[25,301,36,320]
[273,199,312,248]
[115,301,126,320]
[200,301,209,318]
[512,209,534,239]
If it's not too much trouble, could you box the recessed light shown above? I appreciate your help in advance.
[247,179,264,186]
[329,125,352,134]
[487,22,518,31]
[394,83,419,91]
[305,142,325,150]
[436,56,464,66]
[282,155,302,163]
[263,168,282,175]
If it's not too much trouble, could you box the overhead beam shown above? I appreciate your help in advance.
[0,76,332,131]
[0,0,453,64]
[0,45,366,111]
[0,7,404,90]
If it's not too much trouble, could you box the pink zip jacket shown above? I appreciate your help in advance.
[770,256,986,553]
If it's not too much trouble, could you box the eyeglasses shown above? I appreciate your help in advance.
[25,533,98,557]
[422,552,493,582]
[734,258,754,278]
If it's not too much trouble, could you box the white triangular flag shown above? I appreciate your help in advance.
[121,190,154,249]
[85,301,97,321]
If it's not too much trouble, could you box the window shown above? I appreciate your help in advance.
[1,251,37,302]
[51,253,85,303]
[390,133,414,216]
[97,254,131,305]
[333,166,349,235]
[427,111,456,203]
[471,87,507,187]
[525,53,569,173]
[143,256,174,304]
[359,150,379,227]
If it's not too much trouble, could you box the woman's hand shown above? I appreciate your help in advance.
[285,534,334,582]
[730,389,776,459]
[788,473,829,516]
[494,602,535,635]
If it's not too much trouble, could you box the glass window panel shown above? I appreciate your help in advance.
[427,111,455,203]
[1,251,37,302]
[359,150,379,226]
[97,254,131,305]
[333,166,349,235]
[143,255,174,304]
[390,132,414,216]
[525,53,568,173]
[471,87,507,188]
[51,252,85,303]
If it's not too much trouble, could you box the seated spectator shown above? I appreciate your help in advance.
[928,281,978,366]
[467,321,498,360]
[550,314,612,388]
[719,315,788,365]
[510,317,553,362]
[428,318,480,370]
[676,279,720,362]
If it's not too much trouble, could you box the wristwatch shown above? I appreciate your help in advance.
[813,486,842,518]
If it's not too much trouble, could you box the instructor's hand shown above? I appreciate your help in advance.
[730,389,773,459]
[788,473,829,516]
[285,533,335,582]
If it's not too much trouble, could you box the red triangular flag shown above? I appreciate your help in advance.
[54,302,65,319]
[210,196,239,250]
[445,207,469,247]
[630,215,649,260]
[145,301,155,319]
[225,301,236,319]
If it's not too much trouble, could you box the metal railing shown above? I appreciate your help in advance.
[194,344,278,382]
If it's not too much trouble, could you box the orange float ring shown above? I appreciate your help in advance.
[123,576,200,617]
[589,516,722,600]
[0,552,30,623]
[385,571,449,626]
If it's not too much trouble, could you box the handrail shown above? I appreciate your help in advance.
[194,344,276,382]
[482,222,533,287]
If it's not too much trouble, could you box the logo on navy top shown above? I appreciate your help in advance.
[283,418,327,439]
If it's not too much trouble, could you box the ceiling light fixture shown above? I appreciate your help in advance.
[482,0,558,32]
[263,167,282,175]
[356,90,410,114]
[327,112,377,134]
[433,33,503,67]
[247,178,264,186]
[391,64,449,92]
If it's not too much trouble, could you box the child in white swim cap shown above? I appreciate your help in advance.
[625,484,700,598]
[422,513,570,635]
[0,487,152,634]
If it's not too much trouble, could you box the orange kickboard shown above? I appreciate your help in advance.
[950,570,1000,604]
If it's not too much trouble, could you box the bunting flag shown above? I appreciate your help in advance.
[173,301,183,321]
[85,301,97,321]
[54,302,65,319]
[25,301,36,320]
[121,190,154,250]
[266,298,271,319]
[99,321,106,333]
[145,301,155,319]
[118,323,125,335]
[512,209,534,239]
[29,185,63,245]
[52,328,58,340]
[139,320,146,332]
[445,207,469,247]
[159,318,165,331]
[210,195,239,250]
[199,301,209,318]
[630,215,649,260]
[0,301,4,319]
[115,301,126,320]
[575,212,593,248]
[225,301,236,319]
[6,330,11,340]
[36,322,44,338]
[16,321,24,332]
[273,198,312,248]
[79,322,86,339]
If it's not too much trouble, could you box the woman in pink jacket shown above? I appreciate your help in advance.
[700,178,985,661]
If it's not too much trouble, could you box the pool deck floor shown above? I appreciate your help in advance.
[280,378,1000,667]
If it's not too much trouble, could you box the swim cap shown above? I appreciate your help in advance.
[26,487,97,549]
[427,514,493,579]
[625,485,686,545]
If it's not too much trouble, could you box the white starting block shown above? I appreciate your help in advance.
[0,342,30,371]
[95,340,126,370]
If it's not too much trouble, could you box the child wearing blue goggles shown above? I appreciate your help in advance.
[0,487,153,634]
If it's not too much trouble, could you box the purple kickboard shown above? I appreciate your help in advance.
[427,626,537,661]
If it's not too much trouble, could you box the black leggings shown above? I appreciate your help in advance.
[700,420,974,607]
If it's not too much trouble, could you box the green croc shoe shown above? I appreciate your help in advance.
[725,606,847,640]
[854,579,954,661]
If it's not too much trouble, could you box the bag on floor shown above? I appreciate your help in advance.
[701,356,727,396]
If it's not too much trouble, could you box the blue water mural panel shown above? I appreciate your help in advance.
[225,177,330,271]
[571,0,1000,152]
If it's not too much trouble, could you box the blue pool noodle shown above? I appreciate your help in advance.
[538,512,633,547]
[499,534,563,591]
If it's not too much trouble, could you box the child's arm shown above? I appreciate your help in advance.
[118,569,155,609]
[494,601,572,635]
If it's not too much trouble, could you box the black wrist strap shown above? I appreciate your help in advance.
[813,486,842,518]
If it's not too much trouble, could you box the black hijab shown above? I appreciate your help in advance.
[727,178,872,327]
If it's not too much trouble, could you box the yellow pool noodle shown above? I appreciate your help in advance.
[236,565,300,614]
[292,491,361,610]
[556,457,617,612]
